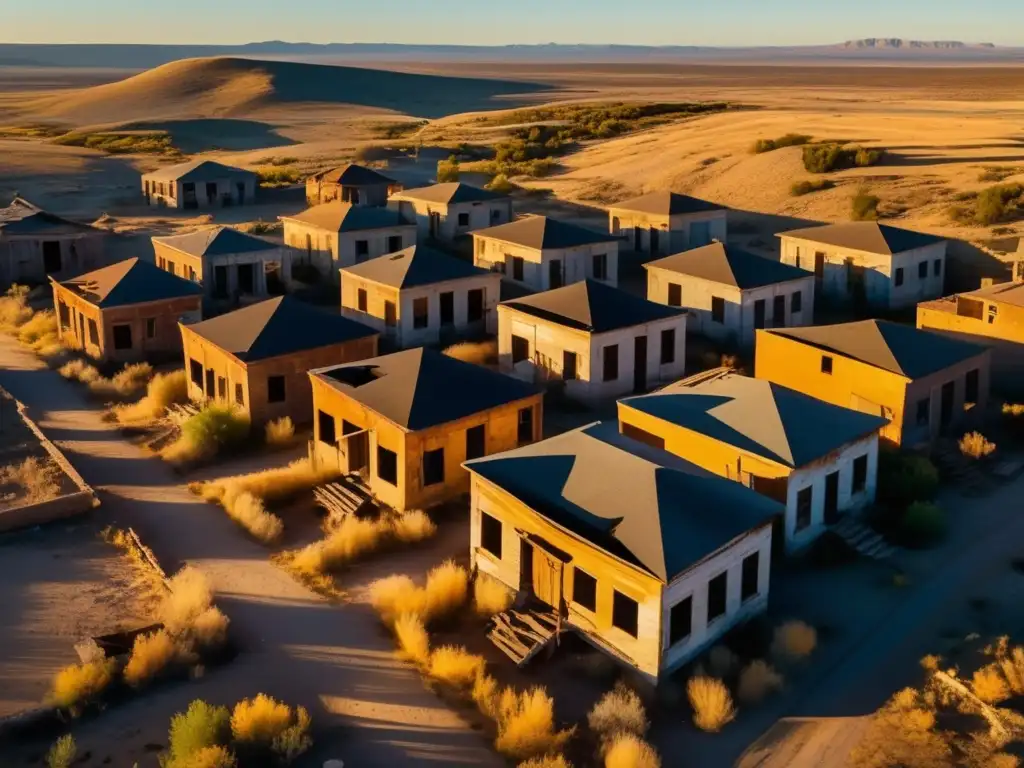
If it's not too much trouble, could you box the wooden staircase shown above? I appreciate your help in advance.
[314,475,375,525]
[487,603,560,666]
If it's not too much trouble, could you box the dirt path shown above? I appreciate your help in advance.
[0,335,498,766]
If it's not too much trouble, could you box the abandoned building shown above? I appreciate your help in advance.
[464,421,780,680]
[645,243,815,347]
[777,222,947,310]
[498,279,687,404]
[279,203,416,277]
[141,160,259,209]
[756,320,991,446]
[388,183,513,243]
[607,191,727,256]
[0,197,109,286]
[308,347,542,512]
[473,216,621,291]
[619,371,886,552]
[180,295,378,425]
[51,258,203,364]
[305,164,401,206]
[152,227,288,306]
[339,245,501,347]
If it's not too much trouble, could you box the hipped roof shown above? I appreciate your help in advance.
[143,159,257,183]
[58,258,203,308]
[645,242,812,290]
[341,245,489,289]
[152,226,278,258]
[280,203,408,233]
[475,216,618,250]
[779,221,945,257]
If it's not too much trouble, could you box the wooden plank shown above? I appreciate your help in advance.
[488,626,531,657]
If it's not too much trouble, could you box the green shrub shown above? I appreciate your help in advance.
[437,155,460,183]
[877,451,939,508]
[256,166,301,187]
[46,735,77,768]
[802,143,885,173]
[852,188,880,221]
[486,173,516,194]
[53,131,177,155]
[975,183,1024,225]
[855,147,885,167]
[752,133,812,153]
[164,699,231,768]
[160,404,250,465]
[901,501,946,547]
[791,179,835,196]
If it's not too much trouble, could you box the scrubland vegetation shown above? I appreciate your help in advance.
[851,188,881,221]
[255,165,302,187]
[53,130,179,155]
[790,178,835,196]
[960,431,997,459]
[0,456,63,503]
[112,369,188,425]
[950,183,1024,225]
[60,359,153,399]
[160,404,250,465]
[0,285,66,357]
[45,735,77,768]
[686,676,736,732]
[752,133,812,153]
[443,338,498,366]
[437,155,460,182]
[473,573,513,617]
[874,450,946,546]
[264,416,295,446]
[978,166,1019,183]
[802,143,885,173]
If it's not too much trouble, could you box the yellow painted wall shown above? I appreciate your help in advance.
[339,273,400,325]
[918,296,1024,344]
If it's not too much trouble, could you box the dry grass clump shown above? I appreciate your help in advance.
[588,682,649,743]
[395,613,432,666]
[199,458,339,507]
[185,746,237,768]
[161,404,250,465]
[61,360,153,398]
[474,573,514,617]
[443,339,498,366]
[370,574,426,627]
[161,567,230,650]
[264,416,295,446]
[603,734,661,768]
[970,636,1024,704]
[391,508,437,543]
[493,686,574,760]
[0,455,63,503]
[686,676,735,732]
[960,431,996,460]
[771,620,817,662]
[50,658,116,712]
[424,559,469,621]
[230,694,312,760]
[850,687,951,768]
[519,756,573,768]
[45,734,77,768]
[124,628,187,687]
[163,699,231,768]
[0,285,34,330]
[113,369,188,425]
[223,491,284,544]
[368,561,469,628]
[290,515,390,574]
[428,645,486,687]
[971,664,1010,704]
[737,660,784,704]
[59,359,100,383]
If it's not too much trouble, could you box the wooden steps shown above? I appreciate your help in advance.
[487,604,559,666]
[315,476,374,525]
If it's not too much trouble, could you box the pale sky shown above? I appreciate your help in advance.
[5,0,1023,46]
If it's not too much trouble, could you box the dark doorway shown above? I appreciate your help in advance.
[182,182,197,210]
[440,292,455,327]
[42,241,62,274]
[814,252,825,283]
[388,235,403,253]
[350,188,360,205]
[824,470,840,524]
[429,212,440,238]
[236,182,246,205]
[237,263,255,295]
[754,299,766,330]
[519,538,534,594]
[343,420,368,473]
[549,260,563,289]
[467,289,484,323]
[633,335,648,393]
[940,381,955,429]
[634,227,642,251]
[205,182,218,203]
[205,369,215,399]
[650,228,659,253]
[213,265,229,300]
[772,295,786,327]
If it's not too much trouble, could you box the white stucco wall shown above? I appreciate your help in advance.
[474,236,620,291]
[660,524,772,674]
[607,209,728,255]
[388,197,513,242]
[779,236,946,310]
[143,176,257,209]
[282,220,416,276]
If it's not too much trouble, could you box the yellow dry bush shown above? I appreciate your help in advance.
[850,687,950,768]
[191,606,230,650]
[50,658,116,711]
[391,509,437,543]
[124,629,184,687]
[428,646,486,687]
[443,339,497,366]
[687,676,735,733]
[960,431,996,460]
[201,458,339,507]
[518,756,573,768]
[369,574,426,627]
[290,515,389,574]
[111,362,154,395]
[187,746,237,768]
[771,620,817,662]
[114,369,188,425]
[995,638,1024,695]
[0,285,33,330]
[59,359,92,381]
[230,693,297,745]
[160,566,228,649]
[587,683,649,742]
[223,491,284,544]
[474,573,513,618]
[971,664,1010,704]
[264,416,295,446]
[473,672,501,717]
[18,310,57,345]
[604,734,661,768]
[0,456,63,503]
[394,613,431,667]
[737,660,784,704]
[423,559,468,623]
[494,686,574,761]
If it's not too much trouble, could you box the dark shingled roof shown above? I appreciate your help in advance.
[309,164,395,186]
[767,320,986,379]
[0,197,99,235]
[621,372,887,469]
[280,203,408,233]
[475,216,618,250]
[143,159,257,183]
[645,242,812,290]
[395,182,505,205]
[502,279,684,333]
[611,191,724,216]
[58,258,203,308]
[186,296,376,362]
[341,245,489,289]
[153,227,278,258]
[465,422,780,582]
[779,222,946,256]
[310,347,538,431]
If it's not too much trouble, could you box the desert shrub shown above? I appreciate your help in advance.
[161,567,229,649]
[247,219,283,236]
[850,688,951,768]
[428,645,486,687]
[161,404,250,464]
[230,694,312,762]
[686,676,735,732]
[111,362,154,395]
[390,508,436,543]
[979,166,1018,183]
[737,660,784,704]
[113,369,187,425]
[708,645,738,678]
[494,686,574,760]
[852,189,880,221]
[424,559,469,622]
[256,166,301,186]
[855,148,885,167]
[224,491,284,544]
[519,756,573,768]
[790,178,835,196]
[603,734,661,768]
[443,339,498,366]
[975,183,1024,225]
[901,502,946,547]
[771,620,817,662]
[487,173,516,194]
[877,451,939,508]
[474,573,513,617]
[50,658,116,711]
[199,458,339,508]
[290,515,390,574]
[971,663,1010,704]
[187,746,237,768]
[264,416,295,446]
[191,606,231,650]
[588,683,649,743]
[802,143,884,174]
[395,612,431,666]
[751,133,812,153]
[164,699,231,768]
[124,629,182,687]
[45,735,77,768]
[370,574,426,627]
[270,706,312,763]
[59,359,100,383]
[366,561,465,626]
[960,431,996,459]
[984,636,1024,696]
[0,284,33,330]
[0,456,63,503]
[18,310,58,345]
[437,155,460,182]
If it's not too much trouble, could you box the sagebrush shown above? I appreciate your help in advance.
[686,676,735,732]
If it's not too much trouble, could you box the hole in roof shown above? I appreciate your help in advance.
[325,365,384,387]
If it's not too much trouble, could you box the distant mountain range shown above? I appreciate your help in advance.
[1,39,1021,69]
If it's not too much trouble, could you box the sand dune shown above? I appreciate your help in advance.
[10,57,552,125]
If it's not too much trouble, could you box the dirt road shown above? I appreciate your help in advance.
[0,335,498,766]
